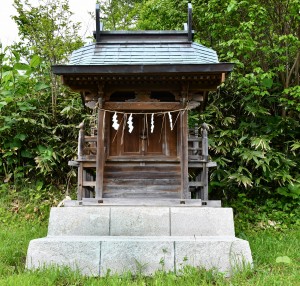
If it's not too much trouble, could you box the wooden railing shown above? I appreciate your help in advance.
[188,124,217,200]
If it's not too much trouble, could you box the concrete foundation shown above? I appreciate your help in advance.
[26,206,252,276]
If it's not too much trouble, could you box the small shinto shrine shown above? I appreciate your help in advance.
[26,4,252,276]
[53,4,233,205]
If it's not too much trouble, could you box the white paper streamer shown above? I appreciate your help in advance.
[168,112,173,130]
[127,113,134,133]
[151,113,154,133]
[112,112,120,130]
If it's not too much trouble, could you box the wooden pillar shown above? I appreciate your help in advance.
[201,123,209,201]
[77,164,83,200]
[95,98,105,199]
[180,109,189,199]
[77,122,85,200]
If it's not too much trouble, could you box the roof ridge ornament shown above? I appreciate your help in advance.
[188,2,193,42]
[95,4,100,43]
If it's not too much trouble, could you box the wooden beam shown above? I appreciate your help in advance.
[104,102,182,111]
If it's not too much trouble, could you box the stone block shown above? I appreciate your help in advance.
[175,237,252,274]
[26,237,101,276]
[100,237,174,275]
[26,236,252,277]
[110,206,170,236]
[170,207,235,236]
[48,207,110,236]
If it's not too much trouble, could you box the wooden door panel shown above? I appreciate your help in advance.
[123,115,141,154]
[109,113,178,158]
[146,114,163,154]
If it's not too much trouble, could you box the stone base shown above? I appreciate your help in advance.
[26,236,252,276]
[26,206,252,276]
[47,206,235,237]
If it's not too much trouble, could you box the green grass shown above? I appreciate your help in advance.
[0,200,299,285]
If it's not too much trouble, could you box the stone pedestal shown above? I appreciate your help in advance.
[26,206,252,276]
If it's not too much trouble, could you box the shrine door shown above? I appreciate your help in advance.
[108,113,178,159]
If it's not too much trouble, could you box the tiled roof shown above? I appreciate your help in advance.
[67,31,219,66]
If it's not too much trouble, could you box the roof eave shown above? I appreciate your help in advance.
[52,63,234,75]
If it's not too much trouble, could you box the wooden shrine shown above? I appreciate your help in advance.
[27,5,253,276]
[52,4,233,204]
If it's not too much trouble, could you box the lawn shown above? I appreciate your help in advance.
[0,205,299,286]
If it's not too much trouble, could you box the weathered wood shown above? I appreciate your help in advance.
[77,163,83,200]
[202,123,209,161]
[104,172,180,179]
[78,122,85,158]
[68,160,80,167]
[83,181,96,187]
[109,113,178,158]
[81,198,203,206]
[107,157,179,162]
[104,178,181,185]
[84,136,97,142]
[104,102,182,111]
[188,155,205,161]
[105,164,180,172]
[95,98,105,199]
[180,110,189,199]
[201,123,209,200]
[103,189,181,199]
[189,181,204,187]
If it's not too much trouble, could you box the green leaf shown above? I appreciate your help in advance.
[36,181,44,191]
[21,150,33,158]
[12,50,20,62]
[17,102,36,111]
[0,101,8,110]
[227,0,237,12]
[35,82,49,91]
[14,63,30,71]
[262,78,273,88]
[30,55,41,68]
[291,141,300,151]
[276,256,291,264]
[15,134,27,141]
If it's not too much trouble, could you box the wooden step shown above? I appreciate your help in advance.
[104,171,180,179]
[104,178,181,186]
[103,186,181,199]
[104,165,180,173]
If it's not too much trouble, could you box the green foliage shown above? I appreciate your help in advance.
[99,0,144,30]
[0,1,86,194]
[136,0,188,30]
[195,0,300,222]
[133,0,300,224]
[13,0,82,65]
[1,0,299,227]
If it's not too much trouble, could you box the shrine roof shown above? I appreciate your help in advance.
[52,31,233,75]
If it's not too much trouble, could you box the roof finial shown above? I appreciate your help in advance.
[188,3,193,42]
[96,4,100,43]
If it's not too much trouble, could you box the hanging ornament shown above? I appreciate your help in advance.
[151,113,154,133]
[168,112,173,130]
[112,112,120,130]
[127,113,134,133]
